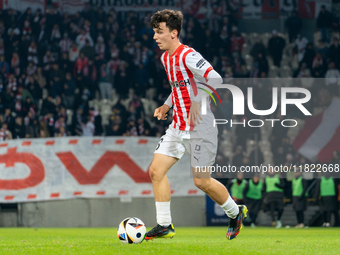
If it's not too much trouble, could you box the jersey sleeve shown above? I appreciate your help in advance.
[164,93,172,108]
[185,51,213,79]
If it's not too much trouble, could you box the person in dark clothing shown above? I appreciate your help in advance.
[12,116,26,139]
[106,123,124,136]
[41,96,56,116]
[268,30,286,67]
[301,43,315,70]
[317,5,333,43]
[71,107,83,136]
[250,39,266,59]
[262,167,285,228]
[3,108,15,132]
[243,175,263,227]
[329,37,340,69]
[255,53,269,77]
[314,172,339,227]
[27,75,41,105]
[63,72,76,109]
[22,97,35,118]
[292,171,308,228]
[285,11,303,43]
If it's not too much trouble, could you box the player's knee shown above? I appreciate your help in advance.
[194,178,210,191]
[149,164,164,182]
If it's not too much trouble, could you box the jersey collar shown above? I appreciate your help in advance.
[169,44,184,57]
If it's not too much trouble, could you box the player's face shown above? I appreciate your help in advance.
[153,22,176,51]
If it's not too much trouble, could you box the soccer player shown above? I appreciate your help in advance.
[145,9,247,241]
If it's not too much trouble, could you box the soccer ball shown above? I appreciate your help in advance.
[117,217,147,244]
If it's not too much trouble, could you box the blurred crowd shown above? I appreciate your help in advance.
[0,5,339,151]
[0,4,339,227]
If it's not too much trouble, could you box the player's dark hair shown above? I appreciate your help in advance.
[151,9,183,38]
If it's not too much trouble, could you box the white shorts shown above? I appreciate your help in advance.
[154,126,218,167]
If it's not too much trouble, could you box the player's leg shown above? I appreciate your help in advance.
[146,128,186,240]
[189,128,247,240]
[149,153,177,202]
[192,170,247,240]
[145,153,178,240]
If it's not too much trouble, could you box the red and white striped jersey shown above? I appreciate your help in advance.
[161,44,215,131]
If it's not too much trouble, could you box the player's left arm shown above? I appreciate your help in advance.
[185,52,222,126]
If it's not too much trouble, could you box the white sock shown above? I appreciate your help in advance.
[221,195,239,219]
[156,201,172,227]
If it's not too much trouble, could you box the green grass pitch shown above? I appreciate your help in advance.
[0,227,339,255]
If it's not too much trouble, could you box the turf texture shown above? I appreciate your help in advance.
[0,227,339,255]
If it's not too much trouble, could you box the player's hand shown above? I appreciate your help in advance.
[188,101,202,126]
[154,104,170,120]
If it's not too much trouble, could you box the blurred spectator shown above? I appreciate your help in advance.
[250,39,266,60]
[136,117,150,136]
[317,39,329,61]
[285,11,303,43]
[297,63,311,78]
[11,52,20,76]
[301,43,315,70]
[71,107,83,136]
[268,30,285,67]
[80,39,95,60]
[59,33,73,53]
[0,54,10,76]
[63,72,76,109]
[27,41,38,64]
[254,53,268,77]
[81,115,94,136]
[95,36,106,61]
[54,116,66,135]
[292,171,308,228]
[12,116,26,139]
[314,173,339,227]
[317,5,333,43]
[325,62,340,96]
[329,37,340,69]
[228,172,246,205]
[98,62,113,100]
[231,52,245,77]
[312,59,325,78]
[312,52,324,70]
[262,168,285,228]
[44,112,54,136]
[26,117,40,138]
[230,27,244,56]
[69,42,79,62]
[107,123,123,136]
[43,50,55,74]
[75,52,88,75]
[243,175,263,228]
[76,29,93,49]
[295,35,308,62]
[0,122,12,140]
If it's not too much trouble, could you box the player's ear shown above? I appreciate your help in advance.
[171,30,178,39]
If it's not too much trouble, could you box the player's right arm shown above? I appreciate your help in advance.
[154,93,172,120]
[154,104,170,120]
